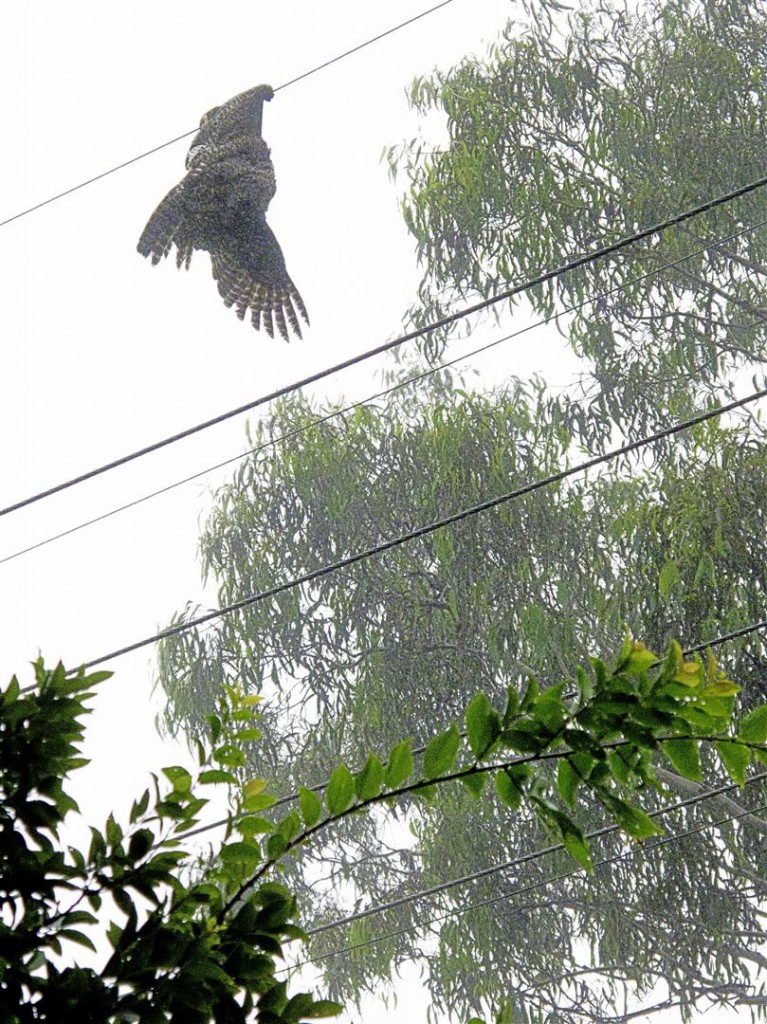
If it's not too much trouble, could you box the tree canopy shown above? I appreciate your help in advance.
[388,0,767,442]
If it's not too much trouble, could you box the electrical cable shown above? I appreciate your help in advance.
[4,216,764,567]
[4,174,767,521]
[303,772,767,942]
[180,619,767,843]
[274,0,458,92]
[0,1,457,230]
[80,386,767,668]
[292,774,767,966]
[684,620,767,657]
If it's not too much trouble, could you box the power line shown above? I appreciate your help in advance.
[685,619,767,657]
[4,174,767,520]
[0,1,457,230]
[293,773,767,966]
[274,0,457,92]
[299,771,767,948]
[5,217,764,567]
[147,617,767,843]
[82,386,767,668]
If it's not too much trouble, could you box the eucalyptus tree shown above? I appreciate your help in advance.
[157,0,767,1019]
[389,0,767,445]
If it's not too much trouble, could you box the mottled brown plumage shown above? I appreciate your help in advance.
[137,84,308,341]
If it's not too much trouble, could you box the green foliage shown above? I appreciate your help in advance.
[0,662,342,1024]
[740,704,767,744]
[390,0,767,444]
[465,692,501,759]
[7,643,766,1022]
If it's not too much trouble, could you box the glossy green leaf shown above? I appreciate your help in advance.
[105,814,122,846]
[533,683,567,733]
[205,714,222,745]
[57,928,97,952]
[495,768,523,810]
[549,810,593,873]
[162,766,192,792]
[199,769,237,785]
[754,748,767,767]
[276,810,302,845]
[129,789,150,823]
[460,772,487,798]
[236,815,273,838]
[557,758,580,807]
[662,737,702,781]
[243,792,276,812]
[602,795,663,841]
[716,740,750,787]
[576,664,593,703]
[739,705,767,744]
[500,729,543,754]
[465,692,500,758]
[220,841,262,868]
[423,725,461,780]
[234,727,262,742]
[266,833,289,860]
[502,686,520,725]
[622,641,658,676]
[326,763,355,815]
[243,778,268,799]
[303,998,344,1018]
[354,753,385,801]
[385,739,415,789]
[519,677,540,712]
[298,786,323,827]
[606,748,630,784]
[213,743,246,768]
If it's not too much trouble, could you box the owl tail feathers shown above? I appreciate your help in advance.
[210,253,309,342]
[137,185,193,270]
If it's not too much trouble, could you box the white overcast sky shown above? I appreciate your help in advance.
[0,2,748,1021]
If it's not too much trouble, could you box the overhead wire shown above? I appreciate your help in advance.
[156,618,767,843]
[273,0,458,92]
[80,386,767,669]
[684,620,767,657]
[4,216,765,568]
[4,174,767,520]
[0,0,458,230]
[292,772,767,966]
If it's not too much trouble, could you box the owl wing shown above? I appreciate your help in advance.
[137,180,194,270]
[210,217,309,341]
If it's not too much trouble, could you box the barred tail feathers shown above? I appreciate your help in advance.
[210,249,309,342]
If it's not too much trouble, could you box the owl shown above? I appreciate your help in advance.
[137,84,308,341]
